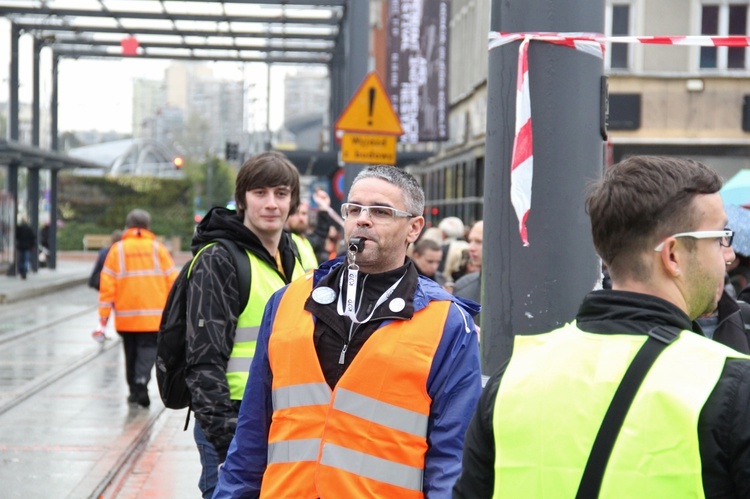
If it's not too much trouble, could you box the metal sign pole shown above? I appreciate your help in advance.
[481,0,605,375]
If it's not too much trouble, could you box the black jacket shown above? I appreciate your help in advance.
[454,290,750,498]
[698,291,750,354]
[304,257,419,389]
[185,207,300,462]
[15,223,35,251]
[306,209,341,265]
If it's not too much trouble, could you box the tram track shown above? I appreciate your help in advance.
[0,337,120,417]
[0,283,195,498]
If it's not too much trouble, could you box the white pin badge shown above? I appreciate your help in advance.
[312,286,337,305]
[389,297,406,313]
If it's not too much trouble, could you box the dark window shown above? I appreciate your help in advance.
[701,5,719,68]
[611,5,630,69]
[608,94,641,130]
[456,162,465,200]
[728,5,747,68]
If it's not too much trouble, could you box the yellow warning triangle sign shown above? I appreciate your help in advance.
[335,72,403,136]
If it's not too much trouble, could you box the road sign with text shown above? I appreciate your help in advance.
[341,133,397,165]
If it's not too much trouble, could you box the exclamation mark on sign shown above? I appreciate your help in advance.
[368,87,375,126]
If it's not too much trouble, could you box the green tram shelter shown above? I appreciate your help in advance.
[1,1,433,274]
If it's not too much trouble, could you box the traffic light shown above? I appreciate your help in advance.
[173,156,184,169]
[225,142,239,160]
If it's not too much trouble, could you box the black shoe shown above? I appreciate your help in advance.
[127,393,137,404]
[134,384,150,408]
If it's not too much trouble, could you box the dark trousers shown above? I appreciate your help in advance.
[17,249,31,278]
[118,332,158,392]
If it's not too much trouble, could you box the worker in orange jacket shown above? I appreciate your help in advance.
[96,209,178,407]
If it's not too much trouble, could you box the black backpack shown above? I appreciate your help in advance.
[156,239,251,410]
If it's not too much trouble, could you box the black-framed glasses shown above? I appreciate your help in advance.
[653,229,734,251]
[340,203,415,220]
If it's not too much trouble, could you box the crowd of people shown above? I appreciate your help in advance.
[76,151,750,498]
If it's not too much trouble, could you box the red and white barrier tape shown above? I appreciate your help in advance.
[488,32,750,245]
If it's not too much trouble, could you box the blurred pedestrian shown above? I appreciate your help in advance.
[214,165,482,498]
[286,189,341,270]
[15,218,35,280]
[96,209,178,408]
[696,281,750,354]
[412,237,446,286]
[442,240,470,293]
[455,156,750,498]
[186,151,305,498]
[420,226,444,244]
[437,216,465,274]
[453,220,483,306]
[88,230,123,290]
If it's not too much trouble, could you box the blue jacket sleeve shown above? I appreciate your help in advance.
[213,288,284,499]
[423,301,482,497]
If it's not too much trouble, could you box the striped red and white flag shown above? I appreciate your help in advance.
[510,37,533,246]
[488,32,750,245]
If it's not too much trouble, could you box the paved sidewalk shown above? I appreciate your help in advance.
[0,250,204,497]
[0,253,93,304]
[0,251,193,305]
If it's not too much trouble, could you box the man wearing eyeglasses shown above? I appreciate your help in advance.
[455,156,750,498]
[215,165,482,498]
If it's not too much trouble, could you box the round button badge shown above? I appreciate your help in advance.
[389,298,406,313]
[312,286,337,305]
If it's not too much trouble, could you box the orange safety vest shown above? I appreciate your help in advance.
[98,227,178,332]
[261,275,449,498]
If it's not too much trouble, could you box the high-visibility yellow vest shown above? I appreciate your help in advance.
[225,250,304,400]
[290,232,319,271]
[261,276,449,498]
[492,322,746,498]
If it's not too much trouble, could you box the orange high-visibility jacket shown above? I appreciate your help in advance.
[98,227,178,332]
[261,275,449,498]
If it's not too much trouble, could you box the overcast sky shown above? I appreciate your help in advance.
[0,18,293,134]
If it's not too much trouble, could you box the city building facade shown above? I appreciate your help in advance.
[399,0,750,227]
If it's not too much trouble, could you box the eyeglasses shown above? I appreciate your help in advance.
[653,229,734,252]
[340,202,415,220]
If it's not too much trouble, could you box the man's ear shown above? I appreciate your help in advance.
[406,216,426,244]
[657,237,682,277]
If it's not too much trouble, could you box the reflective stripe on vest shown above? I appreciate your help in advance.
[268,438,321,463]
[272,382,331,411]
[492,323,746,498]
[226,250,304,400]
[261,276,448,498]
[291,233,319,271]
[319,442,424,492]
[332,387,429,437]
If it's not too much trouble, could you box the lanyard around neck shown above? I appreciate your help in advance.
[336,263,406,324]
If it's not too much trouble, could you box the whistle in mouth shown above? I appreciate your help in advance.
[348,237,365,253]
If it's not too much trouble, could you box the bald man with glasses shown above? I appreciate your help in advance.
[215,165,482,498]
[455,156,750,498]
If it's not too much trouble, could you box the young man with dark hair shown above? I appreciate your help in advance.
[455,156,750,497]
[214,165,482,498]
[186,151,305,498]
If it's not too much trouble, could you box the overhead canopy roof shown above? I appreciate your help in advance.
[0,0,345,65]
[0,139,103,170]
